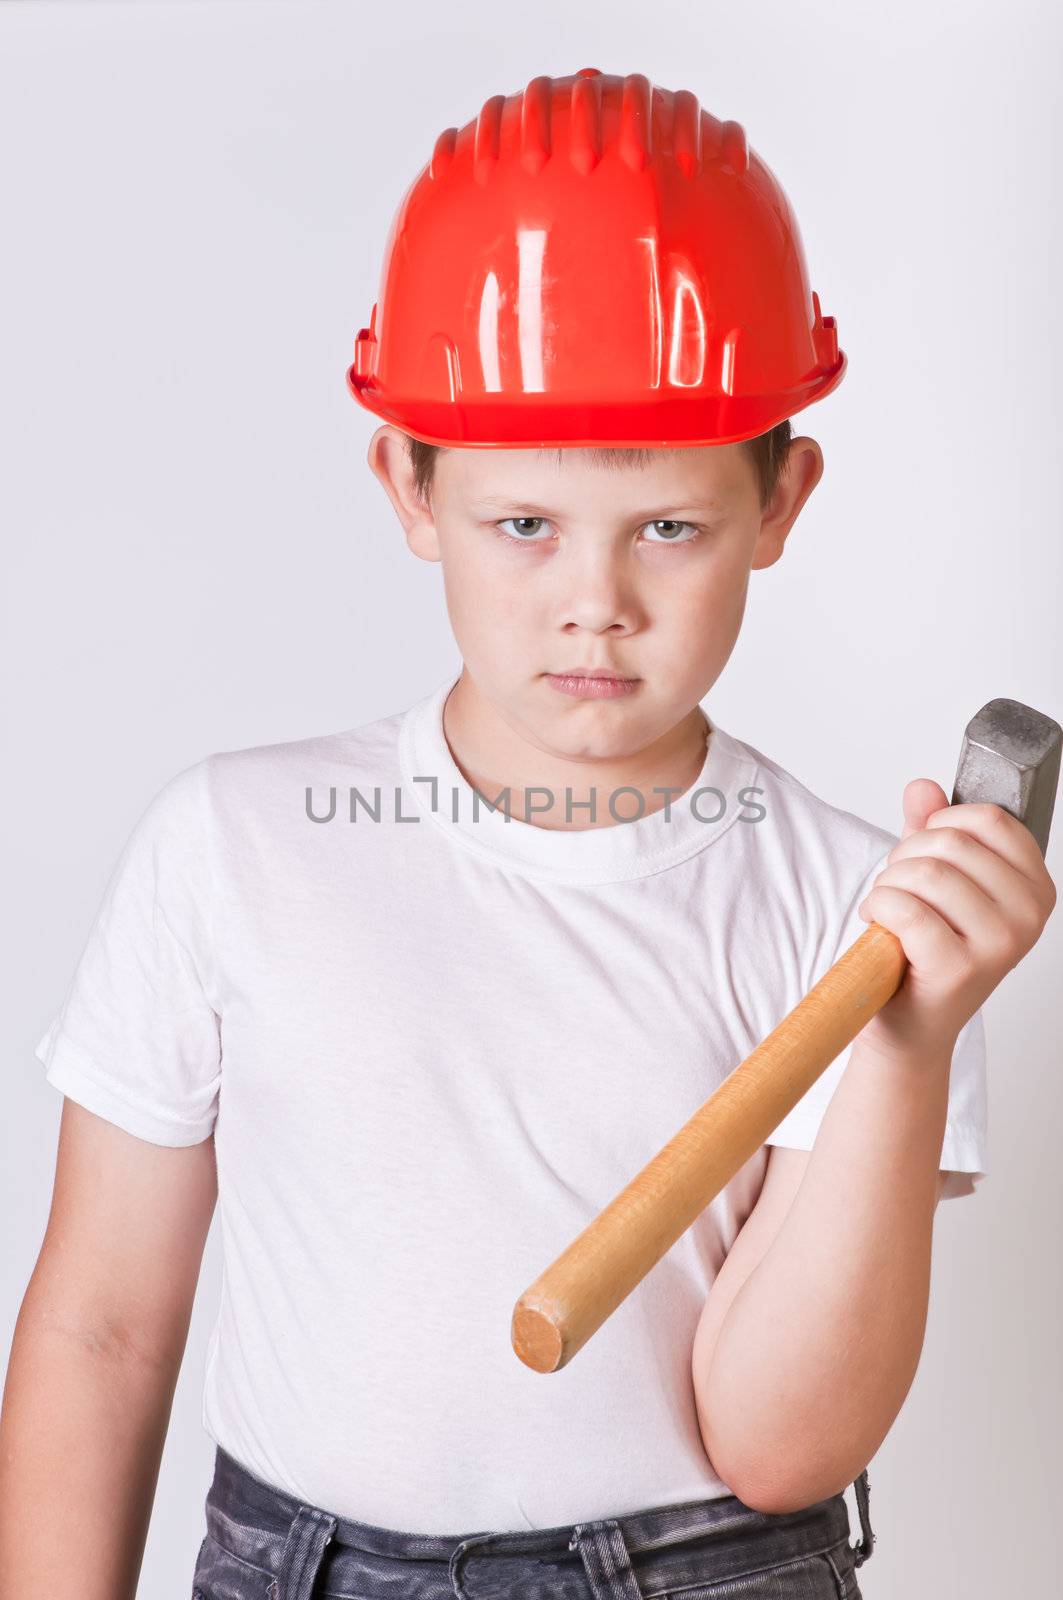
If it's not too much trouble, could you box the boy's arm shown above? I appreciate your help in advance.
[692,788,1055,1515]
[690,1041,952,1514]
[0,1097,217,1600]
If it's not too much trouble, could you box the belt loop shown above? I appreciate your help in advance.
[267,1504,337,1600]
[448,1530,511,1598]
[851,1469,875,1567]
[569,1520,645,1600]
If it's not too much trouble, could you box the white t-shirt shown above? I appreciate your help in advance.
[33,670,988,1531]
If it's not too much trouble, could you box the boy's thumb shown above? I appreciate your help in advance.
[900,776,950,840]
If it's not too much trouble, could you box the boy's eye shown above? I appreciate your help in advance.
[496,517,550,541]
[641,520,699,543]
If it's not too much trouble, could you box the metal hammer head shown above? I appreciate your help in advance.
[951,698,1062,857]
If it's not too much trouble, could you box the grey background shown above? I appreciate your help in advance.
[2,1,1060,1594]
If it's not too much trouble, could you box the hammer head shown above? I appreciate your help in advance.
[951,698,1062,857]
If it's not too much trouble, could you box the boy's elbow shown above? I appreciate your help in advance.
[704,1450,797,1515]
[727,1471,824,1516]
[697,1427,768,1512]
[699,1427,852,1516]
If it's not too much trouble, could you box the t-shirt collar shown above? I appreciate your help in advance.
[398,671,759,885]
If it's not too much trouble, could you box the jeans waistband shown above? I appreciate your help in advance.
[200,1444,874,1600]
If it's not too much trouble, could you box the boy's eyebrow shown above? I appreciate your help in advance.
[470,496,727,518]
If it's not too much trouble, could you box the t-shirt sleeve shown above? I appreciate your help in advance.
[33,758,221,1147]
[765,846,989,1202]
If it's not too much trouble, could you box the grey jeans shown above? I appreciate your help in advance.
[192,1445,874,1600]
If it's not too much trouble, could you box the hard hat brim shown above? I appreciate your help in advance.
[346,353,846,449]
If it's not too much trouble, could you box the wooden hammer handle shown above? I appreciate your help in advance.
[511,920,907,1373]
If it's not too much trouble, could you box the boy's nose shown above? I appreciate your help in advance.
[557,590,641,637]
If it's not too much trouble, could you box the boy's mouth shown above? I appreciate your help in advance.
[544,670,641,700]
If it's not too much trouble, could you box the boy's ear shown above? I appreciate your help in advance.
[365,425,442,562]
[750,436,824,570]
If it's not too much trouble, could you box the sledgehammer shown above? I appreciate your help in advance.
[511,698,1061,1373]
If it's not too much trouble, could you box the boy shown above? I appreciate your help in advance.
[1,68,1054,1600]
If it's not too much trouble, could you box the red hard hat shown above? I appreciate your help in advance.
[347,68,845,448]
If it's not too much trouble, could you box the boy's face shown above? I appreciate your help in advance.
[368,428,822,764]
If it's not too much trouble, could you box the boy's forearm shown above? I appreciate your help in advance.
[0,1274,179,1600]
[692,1032,953,1513]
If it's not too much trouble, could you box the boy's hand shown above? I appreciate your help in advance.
[854,778,1057,1062]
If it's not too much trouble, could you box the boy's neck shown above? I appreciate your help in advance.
[441,669,711,832]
